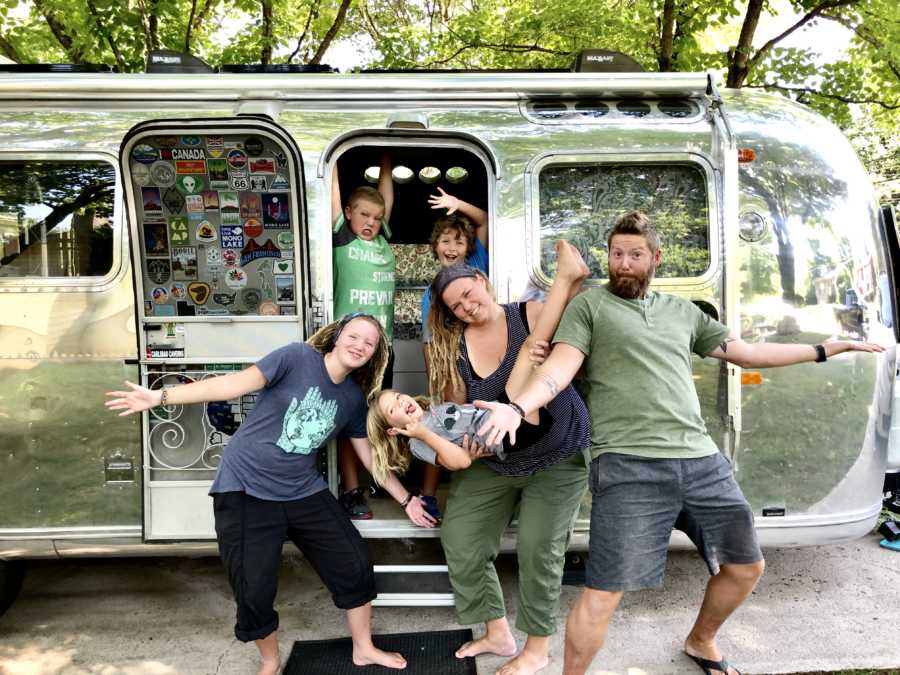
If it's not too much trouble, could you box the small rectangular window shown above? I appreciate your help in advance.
[0,159,115,279]
[538,162,710,279]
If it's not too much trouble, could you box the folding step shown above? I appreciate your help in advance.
[373,564,454,607]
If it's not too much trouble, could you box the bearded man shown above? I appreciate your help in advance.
[474,211,883,675]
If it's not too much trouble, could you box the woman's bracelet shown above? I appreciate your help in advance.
[508,401,526,418]
[400,493,413,508]
[159,387,169,407]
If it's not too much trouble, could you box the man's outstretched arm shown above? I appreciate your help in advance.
[707,333,884,368]
[474,342,586,447]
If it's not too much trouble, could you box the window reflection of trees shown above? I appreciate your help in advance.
[0,161,115,278]
[538,163,710,279]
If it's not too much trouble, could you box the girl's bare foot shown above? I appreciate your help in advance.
[352,645,407,669]
[257,655,281,675]
[455,630,517,659]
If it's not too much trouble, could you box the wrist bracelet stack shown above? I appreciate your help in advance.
[508,401,526,418]
[814,344,827,363]
[159,387,169,407]
[400,493,413,508]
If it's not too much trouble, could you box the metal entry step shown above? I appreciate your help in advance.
[373,565,454,607]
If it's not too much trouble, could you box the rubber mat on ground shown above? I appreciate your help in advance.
[283,628,476,675]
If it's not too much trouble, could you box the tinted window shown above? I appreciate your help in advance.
[538,163,710,279]
[0,160,115,279]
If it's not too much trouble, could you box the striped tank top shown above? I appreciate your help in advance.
[457,303,590,477]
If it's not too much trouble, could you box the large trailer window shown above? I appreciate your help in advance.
[538,163,710,279]
[0,159,114,279]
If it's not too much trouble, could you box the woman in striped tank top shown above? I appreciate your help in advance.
[426,244,592,675]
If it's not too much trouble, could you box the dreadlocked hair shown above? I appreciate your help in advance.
[306,316,389,400]
[367,390,432,486]
[425,268,495,401]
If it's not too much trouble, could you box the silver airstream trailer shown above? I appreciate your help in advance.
[0,53,896,615]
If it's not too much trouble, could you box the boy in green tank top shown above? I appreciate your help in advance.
[331,154,395,519]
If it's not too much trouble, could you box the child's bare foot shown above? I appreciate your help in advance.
[352,645,407,669]
[455,630,517,659]
[257,655,281,675]
[496,648,549,675]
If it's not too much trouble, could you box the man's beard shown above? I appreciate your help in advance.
[608,267,654,299]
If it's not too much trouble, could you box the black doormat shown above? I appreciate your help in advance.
[283,628,476,675]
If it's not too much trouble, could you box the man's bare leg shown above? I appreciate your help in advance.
[496,634,550,675]
[683,560,765,675]
[562,588,623,675]
[255,632,280,675]
[455,616,517,658]
[347,603,407,669]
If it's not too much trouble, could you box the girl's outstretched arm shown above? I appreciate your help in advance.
[393,420,476,470]
[105,366,267,416]
[505,240,588,421]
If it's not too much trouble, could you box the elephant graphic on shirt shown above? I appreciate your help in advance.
[277,386,337,454]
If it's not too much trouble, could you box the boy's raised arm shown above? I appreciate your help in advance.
[429,187,488,248]
[331,163,342,227]
[378,152,394,223]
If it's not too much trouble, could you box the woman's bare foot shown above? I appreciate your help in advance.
[257,656,281,675]
[496,648,550,675]
[352,645,407,669]
[455,629,517,659]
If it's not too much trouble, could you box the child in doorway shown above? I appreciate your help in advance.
[368,240,588,487]
[332,153,395,519]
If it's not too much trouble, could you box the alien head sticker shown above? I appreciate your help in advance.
[176,174,206,195]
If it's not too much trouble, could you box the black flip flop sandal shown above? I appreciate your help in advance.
[686,652,742,675]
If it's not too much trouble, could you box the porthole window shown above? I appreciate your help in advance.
[575,100,610,118]
[531,102,568,119]
[419,166,441,184]
[392,165,414,184]
[364,166,380,183]
[658,100,696,118]
[616,101,651,118]
[445,167,469,184]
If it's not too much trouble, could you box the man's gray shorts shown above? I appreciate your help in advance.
[586,452,763,592]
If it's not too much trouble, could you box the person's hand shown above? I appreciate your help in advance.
[460,433,492,459]
[391,420,427,440]
[105,381,161,416]
[428,187,459,214]
[555,239,590,283]
[529,340,550,367]
[405,496,437,528]
[472,400,521,447]
[841,340,885,354]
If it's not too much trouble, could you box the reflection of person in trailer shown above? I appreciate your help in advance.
[475,211,884,675]
[105,314,435,675]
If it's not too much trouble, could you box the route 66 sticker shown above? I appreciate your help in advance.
[231,173,250,190]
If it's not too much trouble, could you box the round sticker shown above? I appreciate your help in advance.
[147,259,171,284]
[243,218,263,238]
[207,247,222,265]
[170,283,187,300]
[222,249,238,268]
[244,136,264,155]
[149,161,176,187]
[131,163,151,186]
[226,148,248,170]
[275,231,293,249]
[196,220,217,243]
[241,288,262,311]
[259,301,279,316]
[225,267,248,289]
[132,144,158,164]
[151,287,169,303]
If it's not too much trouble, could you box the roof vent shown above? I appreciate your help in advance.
[146,49,214,74]
[573,50,645,73]
[220,63,333,73]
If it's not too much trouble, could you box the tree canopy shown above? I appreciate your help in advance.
[0,0,896,193]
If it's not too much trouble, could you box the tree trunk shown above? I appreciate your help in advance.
[310,0,352,64]
[261,0,273,65]
[658,0,676,72]
[726,0,763,88]
[33,0,87,64]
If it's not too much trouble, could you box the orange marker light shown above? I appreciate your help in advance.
[737,148,756,163]
[741,371,763,385]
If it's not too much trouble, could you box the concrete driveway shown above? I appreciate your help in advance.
[0,531,898,675]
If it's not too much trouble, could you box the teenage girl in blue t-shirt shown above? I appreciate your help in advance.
[106,314,434,675]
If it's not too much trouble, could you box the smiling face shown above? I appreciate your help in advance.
[440,274,493,324]
[332,317,380,371]
[377,390,425,432]
[434,227,470,267]
[607,233,661,299]
[344,198,384,241]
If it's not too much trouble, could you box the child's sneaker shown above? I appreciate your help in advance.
[339,487,373,520]
[420,495,442,523]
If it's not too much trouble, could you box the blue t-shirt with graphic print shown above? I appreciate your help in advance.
[209,342,367,501]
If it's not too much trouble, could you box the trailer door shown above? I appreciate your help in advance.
[120,118,308,540]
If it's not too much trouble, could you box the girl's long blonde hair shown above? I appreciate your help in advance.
[367,390,431,486]
[425,268,496,401]
[306,314,389,400]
